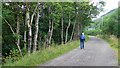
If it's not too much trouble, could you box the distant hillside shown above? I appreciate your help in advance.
[101,9,116,17]
[94,8,118,22]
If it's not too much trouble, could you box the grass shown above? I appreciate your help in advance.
[97,35,119,49]
[3,40,80,66]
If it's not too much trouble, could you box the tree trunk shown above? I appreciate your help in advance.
[16,15,23,57]
[28,26,32,55]
[48,20,53,46]
[24,27,26,49]
[24,13,27,49]
[77,23,80,37]
[61,16,64,44]
[70,20,76,41]
[73,7,78,40]
[47,6,51,47]
[80,23,83,33]
[65,14,71,43]
[48,20,51,46]
[73,28,77,40]
[26,7,31,55]
[45,35,49,48]
[47,6,54,47]
[26,3,38,55]
[33,8,39,53]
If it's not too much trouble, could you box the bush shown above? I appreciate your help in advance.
[2,49,21,64]
[84,29,102,36]
[97,35,119,49]
[109,35,119,48]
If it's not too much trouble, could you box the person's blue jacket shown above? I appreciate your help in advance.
[80,35,85,42]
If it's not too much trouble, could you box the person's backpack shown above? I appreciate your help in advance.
[80,35,85,40]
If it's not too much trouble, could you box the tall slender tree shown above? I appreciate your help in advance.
[33,2,40,52]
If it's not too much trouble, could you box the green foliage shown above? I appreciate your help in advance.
[84,29,102,36]
[13,33,22,41]
[2,49,21,64]
[102,9,118,35]
[95,8,119,37]
[97,35,119,49]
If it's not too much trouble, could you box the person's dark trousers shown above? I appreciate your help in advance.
[83,41,84,49]
[80,41,84,49]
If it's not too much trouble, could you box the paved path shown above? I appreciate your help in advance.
[40,36,118,66]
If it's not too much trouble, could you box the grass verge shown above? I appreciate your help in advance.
[3,40,79,66]
[3,36,89,66]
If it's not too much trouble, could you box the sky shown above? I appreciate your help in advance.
[92,0,120,19]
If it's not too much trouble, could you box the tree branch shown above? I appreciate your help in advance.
[0,15,15,34]
[30,3,38,25]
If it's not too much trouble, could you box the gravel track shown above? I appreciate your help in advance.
[40,36,118,66]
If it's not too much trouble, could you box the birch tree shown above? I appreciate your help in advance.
[33,2,40,52]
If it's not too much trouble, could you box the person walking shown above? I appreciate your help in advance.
[80,33,86,49]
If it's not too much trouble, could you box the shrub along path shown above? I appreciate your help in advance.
[40,36,118,66]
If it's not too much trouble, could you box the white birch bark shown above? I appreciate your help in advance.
[33,7,39,52]
[65,14,71,43]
